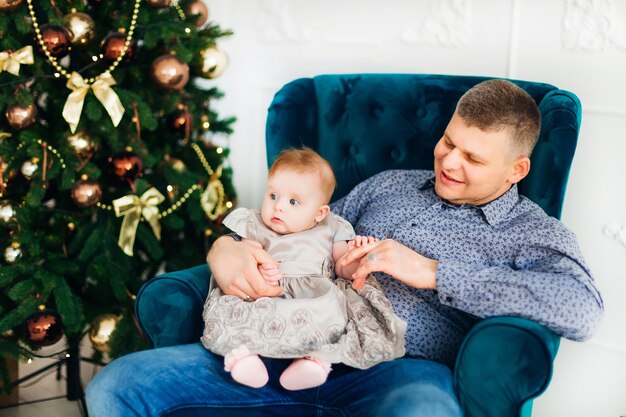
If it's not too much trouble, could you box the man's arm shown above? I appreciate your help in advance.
[207,236,283,300]
[435,240,603,341]
[343,229,603,341]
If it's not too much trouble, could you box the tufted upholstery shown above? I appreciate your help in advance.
[266,74,581,218]
[135,74,580,417]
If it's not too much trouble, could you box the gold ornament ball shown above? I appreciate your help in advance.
[71,178,103,208]
[0,0,23,12]
[187,0,209,27]
[146,0,170,8]
[0,201,15,223]
[89,314,121,352]
[4,243,22,263]
[5,103,38,130]
[151,54,190,91]
[63,11,96,46]
[67,131,96,155]
[197,46,228,79]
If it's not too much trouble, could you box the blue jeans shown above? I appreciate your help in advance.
[86,343,462,417]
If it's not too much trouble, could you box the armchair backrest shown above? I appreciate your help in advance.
[265,74,581,219]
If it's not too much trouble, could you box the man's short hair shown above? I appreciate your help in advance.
[269,147,336,203]
[456,79,541,158]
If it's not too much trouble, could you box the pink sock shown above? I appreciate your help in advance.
[224,345,269,388]
[279,357,332,391]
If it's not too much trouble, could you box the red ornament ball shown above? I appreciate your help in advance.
[100,32,136,64]
[167,107,192,136]
[108,151,144,182]
[37,24,72,58]
[24,310,64,347]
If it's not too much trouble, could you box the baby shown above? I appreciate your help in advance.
[201,147,406,390]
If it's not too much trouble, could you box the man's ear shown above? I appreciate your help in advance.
[315,205,330,222]
[509,156,531,184]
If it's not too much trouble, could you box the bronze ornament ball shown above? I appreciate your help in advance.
[186,0,209,27]
[71,178,102,208]
[101,32,136,63]
[63,11,96,46]
[37,24,72,58]
[0,0,23,12]
[23,310,64,347]
[150,54,190,91]
[5,103,38,130]
[108,151,144,182]
[196,46,228,79]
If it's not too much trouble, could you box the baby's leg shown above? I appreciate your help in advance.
[224,345,269,388]
[279,357,332,391]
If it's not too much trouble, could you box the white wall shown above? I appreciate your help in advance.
[201,1,626,415]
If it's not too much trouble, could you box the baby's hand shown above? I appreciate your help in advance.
[258,263,282,286]
[348,235,379,249]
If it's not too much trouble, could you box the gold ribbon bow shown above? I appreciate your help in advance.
[0,46,34,76]
[112,188,165,256]
[62,71,125,133]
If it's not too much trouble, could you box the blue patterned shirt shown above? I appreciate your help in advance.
[331,170,603,366]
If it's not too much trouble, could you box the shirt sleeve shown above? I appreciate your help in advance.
[435,218,604,341]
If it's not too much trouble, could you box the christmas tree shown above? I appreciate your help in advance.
[0,0,235,391]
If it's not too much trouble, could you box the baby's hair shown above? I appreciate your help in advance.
[269,147,336,203]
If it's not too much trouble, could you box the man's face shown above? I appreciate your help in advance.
[260,168,328,234]
[433,112,527,206]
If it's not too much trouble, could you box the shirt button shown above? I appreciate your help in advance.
[444,296,453,303]
[411,223,417,227]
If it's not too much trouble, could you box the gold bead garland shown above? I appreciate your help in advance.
[97,184,201,220]
[15,138,67,170]
[96,144,227,220]
[26,0,141,84]
[191,142,227,220]
[171,0,187,21]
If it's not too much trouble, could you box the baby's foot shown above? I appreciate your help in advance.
[224,345,269,388]
[279,357,332,391]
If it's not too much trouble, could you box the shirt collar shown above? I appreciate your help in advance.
[420,176,519,225]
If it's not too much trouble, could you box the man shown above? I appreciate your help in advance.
[86,80,603,417]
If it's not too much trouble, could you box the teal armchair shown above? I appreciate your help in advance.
[136,74,581,417]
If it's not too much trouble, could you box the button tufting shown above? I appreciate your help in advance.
[349,144,359,156]
[390,148,401,160]
[416,107,427,118]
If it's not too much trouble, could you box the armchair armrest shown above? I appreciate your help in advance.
[135,264,210,348]
[453,316,560,417]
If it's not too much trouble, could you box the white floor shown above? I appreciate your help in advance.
[0,337,101,417]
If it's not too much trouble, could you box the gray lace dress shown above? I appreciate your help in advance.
[201,208,406,369]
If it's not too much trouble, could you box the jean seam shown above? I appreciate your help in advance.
[161,401,344,416]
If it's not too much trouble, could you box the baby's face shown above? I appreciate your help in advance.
[260,168,327,234]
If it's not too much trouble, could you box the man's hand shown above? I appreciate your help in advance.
[341,239,438,291]
[207,236,283,300]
